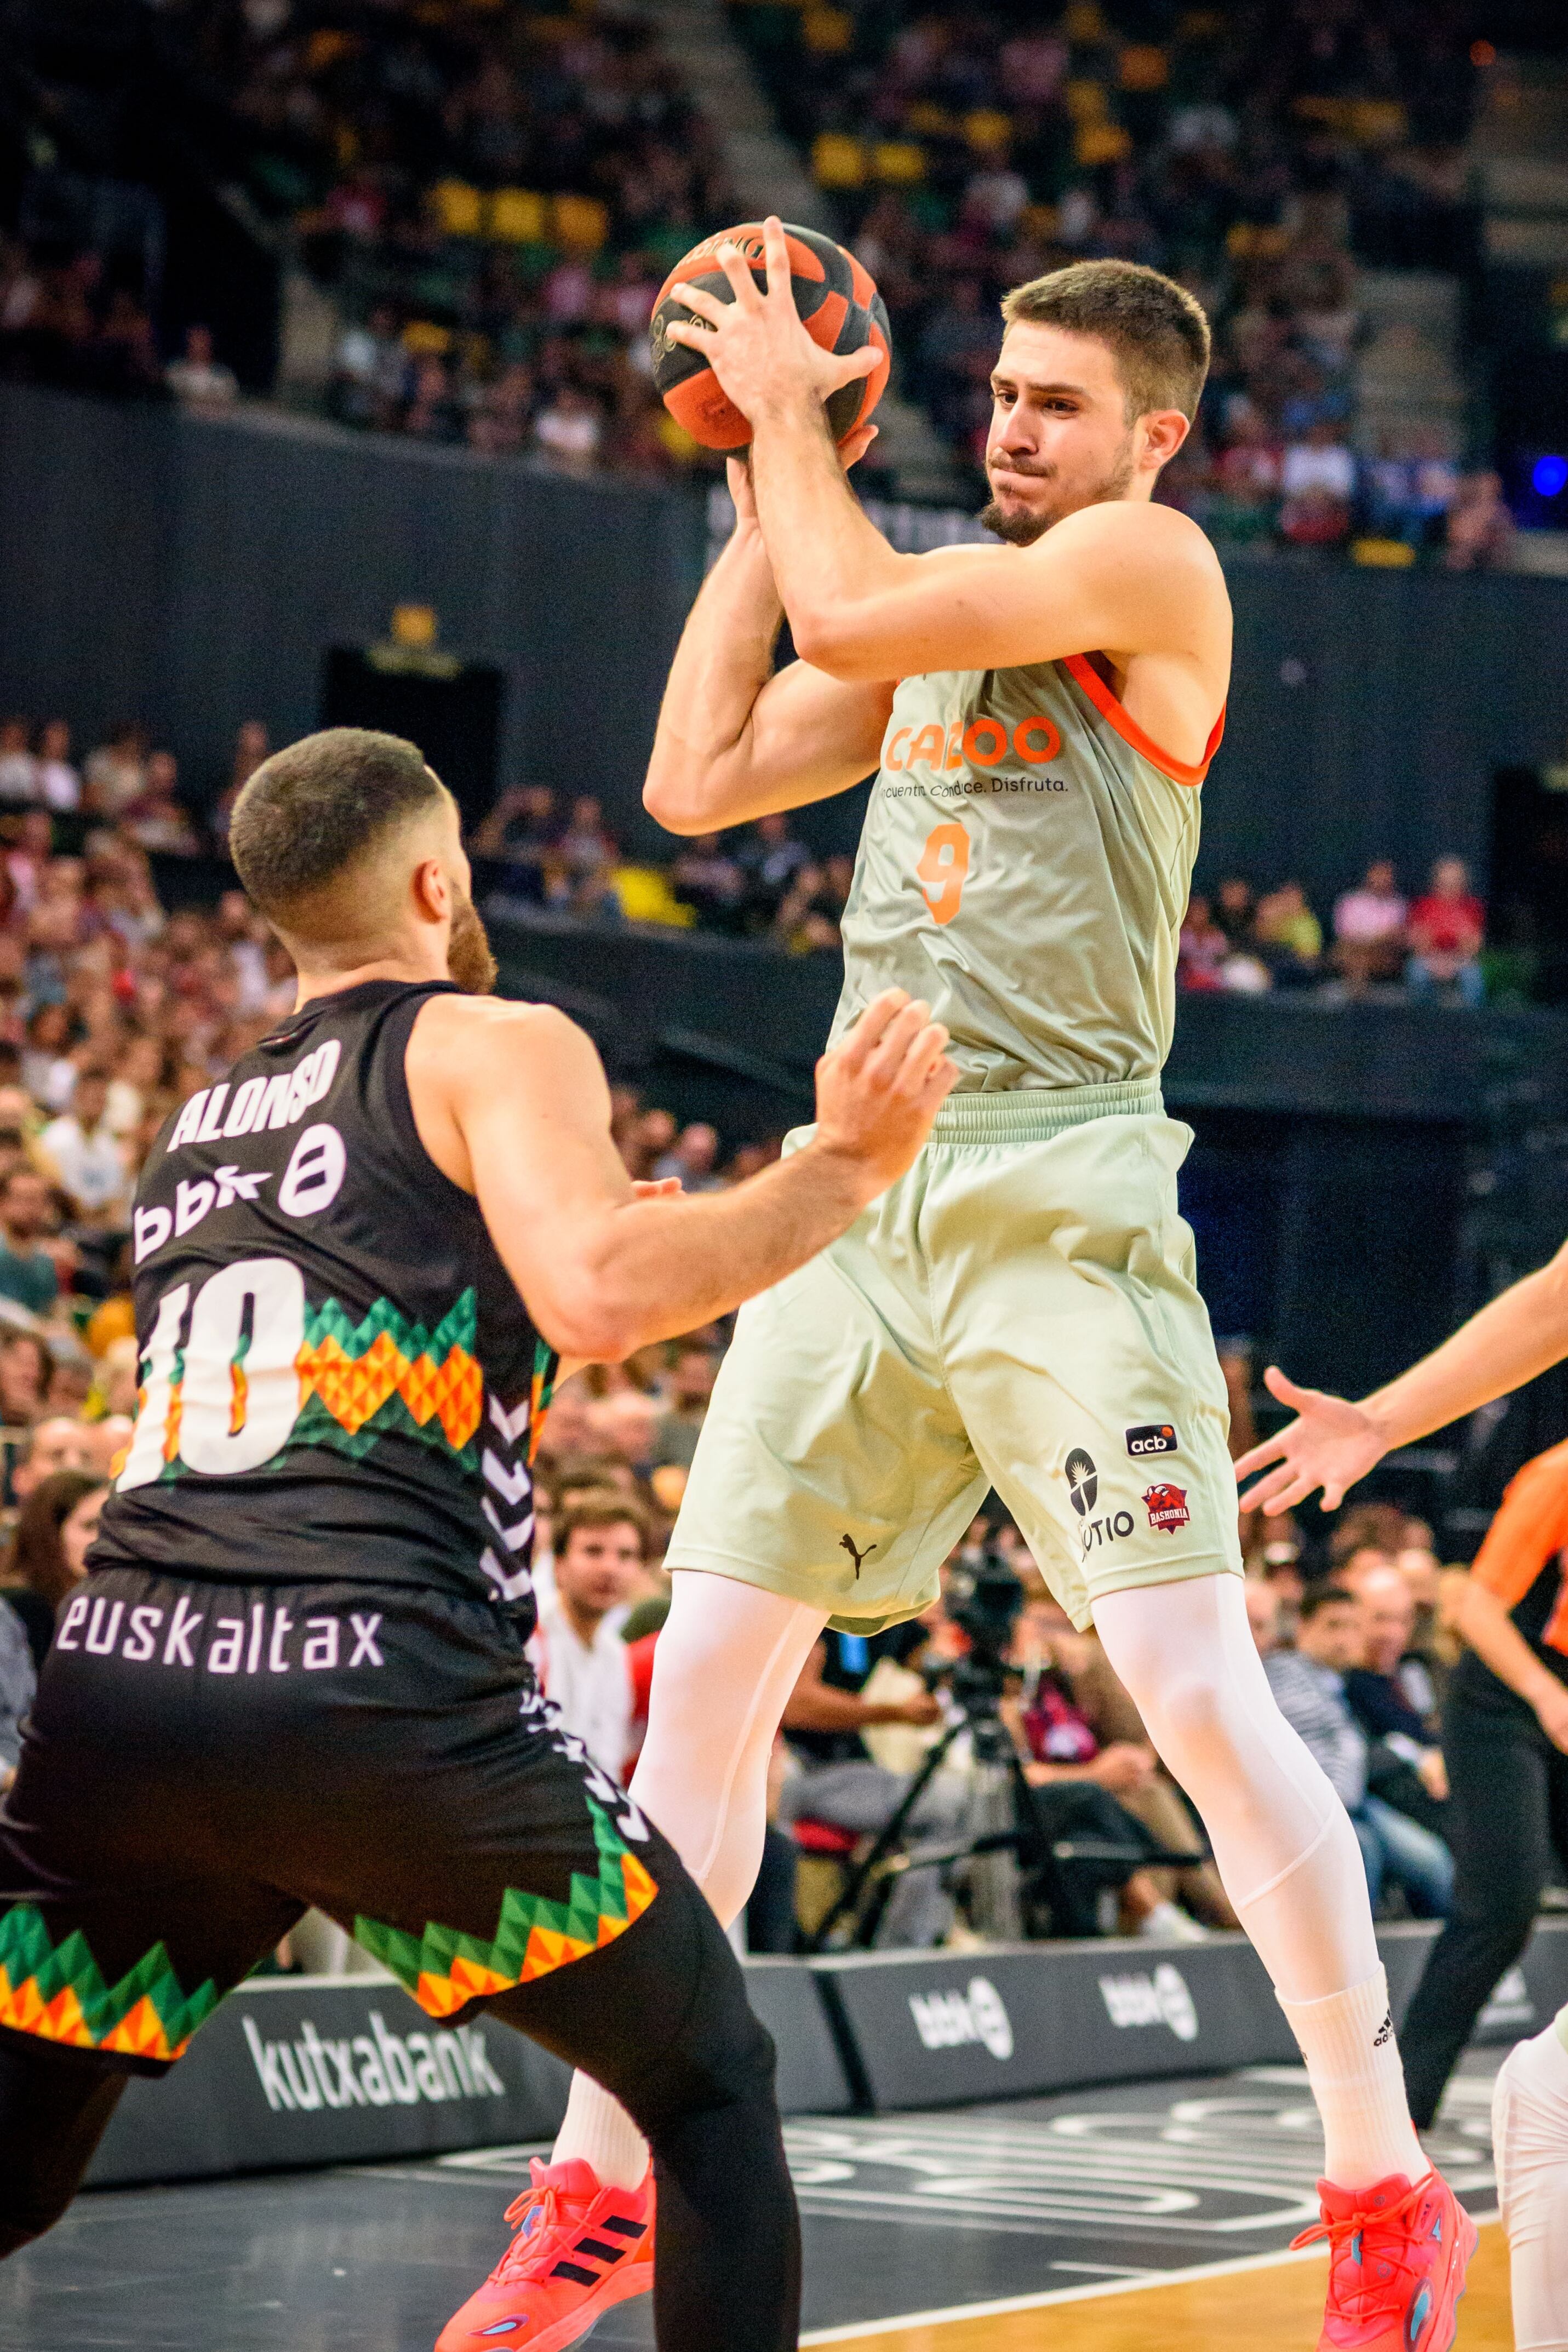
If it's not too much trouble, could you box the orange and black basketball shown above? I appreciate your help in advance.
[650,221,891,451]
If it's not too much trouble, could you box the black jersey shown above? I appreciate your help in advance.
[91,980,554,1628]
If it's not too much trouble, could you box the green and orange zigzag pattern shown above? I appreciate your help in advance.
[354,1796,658,2018]
[0,1907,219,2062]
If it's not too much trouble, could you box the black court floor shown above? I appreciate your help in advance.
[0,2059,1501,2352]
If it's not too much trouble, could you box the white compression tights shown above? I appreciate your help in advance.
[1095,1575,1424,2189]
[551,1574,827,2189]
[1495,2017,1568,2351]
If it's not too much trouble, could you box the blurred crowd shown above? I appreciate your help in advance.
[740,0,1501,529]
[477,784,858,951]
[0,0,731,479]
[1181,854,1489,1004]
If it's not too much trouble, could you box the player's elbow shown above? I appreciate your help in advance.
[787,607,882,682]
[530,1271,640,1365]
[642,767,716,838]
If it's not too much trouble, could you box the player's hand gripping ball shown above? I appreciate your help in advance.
[651,220,890,451]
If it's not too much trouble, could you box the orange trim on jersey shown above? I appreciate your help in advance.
[1062,653,1226,787]
[1469,1439,1568,1612]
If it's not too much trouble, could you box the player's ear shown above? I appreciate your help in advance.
[1142,407,1191,471]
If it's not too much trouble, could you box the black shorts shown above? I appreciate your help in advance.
[0,1568,670,2074]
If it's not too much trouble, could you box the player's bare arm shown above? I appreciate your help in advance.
[1235,1232,1568,1513]
[406,986,955,1360]
[663,219,1229,758]
[643,443,892,837]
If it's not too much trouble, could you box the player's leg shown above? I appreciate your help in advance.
[1495,2004,1568,2352]
[1399,1685,1550,2128]
[0,2039,127,2254]
[548,1572,826,2190]
[937,1099,1475,2348]
[531,1160,980,2235]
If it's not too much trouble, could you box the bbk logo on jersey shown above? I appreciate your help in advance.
[1066,1446,1135,1556]
[1143,1483,1191,1535]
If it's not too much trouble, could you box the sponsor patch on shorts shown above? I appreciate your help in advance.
[1125,1423,1178,1457]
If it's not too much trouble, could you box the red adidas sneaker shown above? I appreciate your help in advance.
[435,2156,655,2352]
[1292,2169,1478,2351]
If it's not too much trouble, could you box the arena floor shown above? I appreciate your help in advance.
[0,2055,1507,2351]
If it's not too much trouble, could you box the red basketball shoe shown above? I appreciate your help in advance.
[435,2156,654,2351]
[1292,2169,1477,2351]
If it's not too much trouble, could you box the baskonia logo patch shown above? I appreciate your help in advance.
[1142,1483,1190,1535]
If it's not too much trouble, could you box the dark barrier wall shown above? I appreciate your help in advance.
[4,384,1568,895]
[0,386,706,854]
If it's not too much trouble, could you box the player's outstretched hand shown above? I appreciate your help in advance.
[814,987,957,1195]
[1234,1364,1388,1515]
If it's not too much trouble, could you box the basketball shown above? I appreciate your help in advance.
[650,221,891,451]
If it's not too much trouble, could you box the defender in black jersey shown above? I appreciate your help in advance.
[0,728,956,2352]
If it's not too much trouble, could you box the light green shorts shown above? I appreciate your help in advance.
[667,1081,1243,1634]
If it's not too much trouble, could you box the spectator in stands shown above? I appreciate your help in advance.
[1343,1563,1449,1823]
[1178,893,1230,991]
[1444,472,1515,573]
[0,1586,31,1783]
[33,722,80,814]
[0,721,33,807]
[83,724,148,820]
[648,1342,718,1476]
[0,1168,59,1315]
[473,785,559,904]
[535,384,603,472]
[737,814,810,932]
[124,751,201,856]
[208,719,269,849]
[528,1495,648,1780]
[165,325,238,410]
[1279,422,1356,549]
[1254,881,1323,985]
[773,861,846,954]
[1406,856,1485,1006]
[0,1333,48,1430]
[1332,859,1408,991]
[37,1070,130,1226]
[653,1123,723,1194]
[671,834,746,934]
[0,1469,106,1671]
[12,1419,98,1502]
[1263,1585,1453,1917]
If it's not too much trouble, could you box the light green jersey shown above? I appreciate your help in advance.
[828,654,1224,1092]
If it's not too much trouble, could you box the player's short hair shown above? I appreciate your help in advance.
[1000,260,1211,422]
[229,727,445,932]
[557,1492,650,1559]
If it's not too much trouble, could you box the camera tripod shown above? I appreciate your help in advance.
[803,1653,1204,1953]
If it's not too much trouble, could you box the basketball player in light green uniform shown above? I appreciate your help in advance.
[525,230,1474,2352]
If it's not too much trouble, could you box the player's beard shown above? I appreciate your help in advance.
[980,432,1138,545]
[447,884,498,995]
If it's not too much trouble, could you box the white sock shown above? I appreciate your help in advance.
[549,1575,828,2188]
[1279,1968,1428,2191]
[1494,2010,1568,2351]
[552,2068,651,2193]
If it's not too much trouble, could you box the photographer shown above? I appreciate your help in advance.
[777,1624,970,1947]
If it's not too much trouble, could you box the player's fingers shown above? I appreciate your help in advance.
[762,215,792,305]
[715,239,763,310]
[863,999,930,1076]
[668,281,730,326]
[827,345,880,390]
[839,422,879,471]
[1237,1464,1297,1515]
[834,988,909,1072]
[661,321,713,353]
[895,1022,951,1091]
[1232,1433,1286,1482]
[1262,1364,1313,1408]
